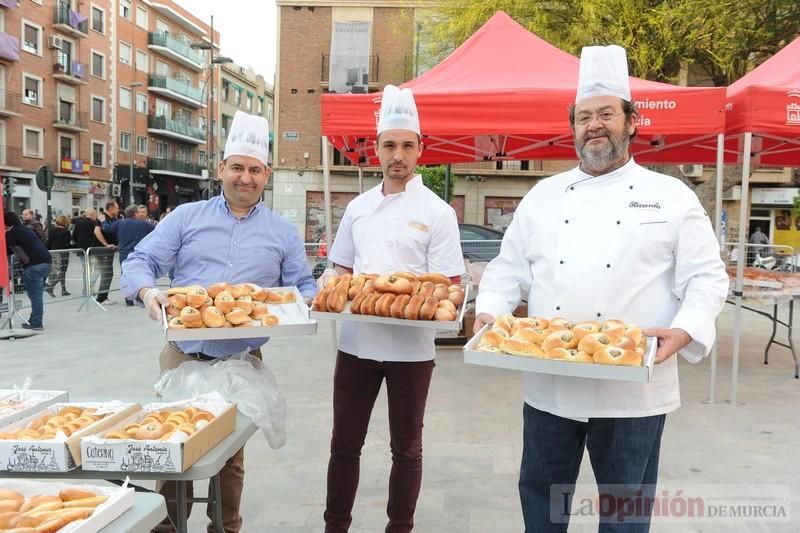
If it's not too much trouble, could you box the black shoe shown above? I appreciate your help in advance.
[125,300,135,307]
[62,290,71,296]
[46,289,55,297]
[21,323,43,331]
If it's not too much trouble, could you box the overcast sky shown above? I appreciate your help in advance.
[174,0,278,82]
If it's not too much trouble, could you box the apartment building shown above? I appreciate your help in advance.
[218,61,274,165]
[2,0,113,218]
[273,1,557,242]
[114,0,216,211]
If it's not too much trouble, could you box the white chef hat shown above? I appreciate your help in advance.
[376,84,420,135]
[576,45,631,103]
[223,110,270,167]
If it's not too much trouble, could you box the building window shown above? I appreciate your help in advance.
[257,98,263,115]
[136,92,147,114]
[119,41,132,65]
[91,6,104,33]
[59,135,76,160]
[246,94,253,112]
[22,75,42,107]
[136,6,148,29]
[155,99,170,118]
[22,21,41,55]
[91,96,105,122]
[119,86,131,109]
[119,131,130,151]
[22,127,43,158]
[267,103,273,122]
[136,136,147,155]
[120,0,131,20]
[199,150,207,167]
[92,141,106,167]
[91,51,105,78]
[136,50,147,72]
[155,141,168,159]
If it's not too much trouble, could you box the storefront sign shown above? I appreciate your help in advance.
[751,187,800,206]
[52,178,110,195]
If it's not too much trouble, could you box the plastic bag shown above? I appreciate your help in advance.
[153,353,287,449]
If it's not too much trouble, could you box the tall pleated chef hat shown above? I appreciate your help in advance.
[223,110,270,166]
[576,45,631,103]
[376,84,420,135]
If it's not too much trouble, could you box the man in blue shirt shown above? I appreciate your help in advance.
[121,111,316,533]
[101,204,154,306]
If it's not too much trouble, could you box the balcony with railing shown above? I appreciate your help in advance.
[0,90,21,117]
[147,115,205,144]
[0,31,20,62]
[148,74,204,107]
[147,31,204,71]
[53,110,89,132]
[53,3,88,37]
[148,157,205,178]
[53,51,88,85]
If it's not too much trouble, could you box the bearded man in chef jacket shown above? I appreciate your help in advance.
[475,45,729,532]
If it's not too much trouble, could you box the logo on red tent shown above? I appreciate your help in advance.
[787,90,800,125]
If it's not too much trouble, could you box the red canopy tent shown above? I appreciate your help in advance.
[321,11,726,166]
[723,36,800,403]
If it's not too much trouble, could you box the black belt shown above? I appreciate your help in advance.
[169,341,219,361]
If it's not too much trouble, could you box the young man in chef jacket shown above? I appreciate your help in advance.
[475,45,729,532]
[318,85,464,533]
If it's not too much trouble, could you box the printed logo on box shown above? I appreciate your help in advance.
[120,443,177,472]
[5,444,64,472]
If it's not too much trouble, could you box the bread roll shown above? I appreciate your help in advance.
[168,294,187,311]
[392,271,418,282]
[415,281,433,299]
[324,276,340,290]
[168,317,186,329]
[542,330,578,351]
[549,317,572,330]
[577,332,611,355]
[390,294,411,319]
[410,280,422,295]
[432,283,449,300]
[512,327,548,345]
[625,324,643,345]
[478,328,507,349]
[375,293,396,317]
[199,297,214,313]
[326,284,348,313]
[103,430,127,439]
[562,349,594,364]
[434,305,457,321]
[166,286,187,296]
[214,291,236,313]
[373,275,414,295]
[19,496,60,513]
[202,306,226,328]
[226,308,251,325]
[404,295,425,320]
[417,272,452,286]
[207,282,228,299]
[180,306,204,328]
[447,285,465,306]
[599,324,625,344]
[0,500,20,513]
[235,295,253,314]
[135,422,166,440]
[227,284,246,298]
[311,289,329,312]
[266,290,296,303]
[418,297,439,321]
[250,302,270,319]
[572,321,601,341]
[544,347,569,360]
[493,314,515,336]
[593,347,642,366]
[0,489,24,506]
[0,511,22,528]
[614,336,636,350]
[348,276,367,299]
[184,285,208,308]
[261,314,279,326]
[250,286,268,302]
[361,279,375,295]
[349,292,367,314]
[360,293,381,315]
[500,338,545,358]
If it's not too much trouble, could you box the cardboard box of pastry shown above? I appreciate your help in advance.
[0,402,140,472]
[81,397,236,473]
[464,324,657,383]
[162,285,317,341]
[311,279,470,332]
[0,389,69,427]
[0,479,134,532]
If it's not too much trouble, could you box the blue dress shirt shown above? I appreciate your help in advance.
[120,195,316,357]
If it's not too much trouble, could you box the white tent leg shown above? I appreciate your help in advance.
[322,136,337,348]
[706,133,725,404]
[358,166,364,194]
[730,132,752,405]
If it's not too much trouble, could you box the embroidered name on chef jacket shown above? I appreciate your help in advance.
[628,201,661,210]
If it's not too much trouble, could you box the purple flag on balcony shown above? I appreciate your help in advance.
[0,0,19,8]
[71,61,85,78]
[71,159,83,173]
[0,33,19,62]
[68,8,87,29]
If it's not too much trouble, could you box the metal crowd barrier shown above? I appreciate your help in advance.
[722,242,796,271]
[0,254,27,331]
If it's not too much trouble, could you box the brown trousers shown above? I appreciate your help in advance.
[153,344,261,533]
[324,351,435,533]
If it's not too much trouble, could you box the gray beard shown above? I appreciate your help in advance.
[576,130,630,174]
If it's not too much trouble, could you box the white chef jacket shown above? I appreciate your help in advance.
[329,175,465,362]
[476,158,728,419]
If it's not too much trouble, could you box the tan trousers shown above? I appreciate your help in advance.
[153,343,261,533]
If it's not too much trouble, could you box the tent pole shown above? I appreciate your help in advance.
[322,136,337,348]
[706,133,725,404]
[358,166,364,194]
[731,132,752,406]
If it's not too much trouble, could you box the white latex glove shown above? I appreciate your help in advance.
[142,287,170,322]
[316,268,338,290]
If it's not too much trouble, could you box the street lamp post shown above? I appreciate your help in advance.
[191,16,232,198]
[129,81,144,208]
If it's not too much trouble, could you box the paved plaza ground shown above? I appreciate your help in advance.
[1,284,799,532]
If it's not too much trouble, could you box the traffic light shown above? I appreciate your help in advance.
[2,177,14,196]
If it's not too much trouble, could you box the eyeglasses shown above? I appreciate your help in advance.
[574,110,624,127]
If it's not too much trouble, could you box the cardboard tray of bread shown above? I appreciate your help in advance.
[464,316,657,383]
[81,396,236,473]
[310,272,469,331]
[0,479,135,532]
[0,402,140,472]
[162,283,317,341]
[0,389,69,427]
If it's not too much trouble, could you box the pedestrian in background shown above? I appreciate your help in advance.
[45,215,72,297]
[93,201,119,305]
[4,211,51,331]
[102,204,154,306]
[22,208,46,242]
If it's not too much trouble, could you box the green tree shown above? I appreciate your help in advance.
[417,165,457,203]
[430,0,800,85]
